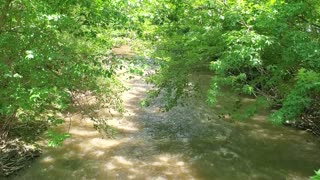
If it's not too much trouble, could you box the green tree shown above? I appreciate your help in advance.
[0,0,127,142]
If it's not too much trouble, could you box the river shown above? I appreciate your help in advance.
[8,61,320,180]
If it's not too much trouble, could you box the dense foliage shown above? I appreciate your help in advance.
[1,0,319,144]
[0,0,135,143]
[143,0,320,126]
[1,0,320,178]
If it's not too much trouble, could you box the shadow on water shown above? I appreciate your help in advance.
[8,72,320,180]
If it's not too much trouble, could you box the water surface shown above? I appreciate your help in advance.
[10,73,320,180]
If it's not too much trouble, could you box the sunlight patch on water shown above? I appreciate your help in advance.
[241,97,256,103]
[104,162,117,170]
[69,128,100,137]
[153,154,192,173]
[158,154,170,162]
[99,153,195,179]
[90,150,105,157]
[41,156,55,163]
[107,119,139,132]
[88,138,121,149]
[113,156,134,166]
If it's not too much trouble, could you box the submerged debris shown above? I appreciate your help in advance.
[0,139,41,177]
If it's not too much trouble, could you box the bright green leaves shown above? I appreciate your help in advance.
[311,169,320,180]
[220,30,271,68]
[295,69,320,91]
[128,64,144,76]
[209,30,271,99]
[0,0,126,142]
[242,85,254,95]
[271,69,320,123]
[47,129,71,147]
[46,117,69,147]
[207,78,219,105]
[48,116,65,126]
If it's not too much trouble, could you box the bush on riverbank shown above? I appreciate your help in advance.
[141,0,320,129]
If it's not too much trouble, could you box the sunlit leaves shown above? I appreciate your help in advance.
[0,0,126,143]
[221,30,270,66]
[271,69,320,123]
[207,78,219,105]
[47,130,71,147]
[48,117,65,126]
[311,169,320,180]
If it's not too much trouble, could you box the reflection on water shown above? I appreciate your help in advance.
[9,73,320,180]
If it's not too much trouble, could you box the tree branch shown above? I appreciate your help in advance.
[298,15,320,29]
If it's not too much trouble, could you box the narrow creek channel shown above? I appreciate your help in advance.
[8,56,320,180]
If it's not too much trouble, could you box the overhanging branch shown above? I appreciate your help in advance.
[298,15,320,29]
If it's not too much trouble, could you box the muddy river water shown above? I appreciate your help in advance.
[9,70,320,180]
